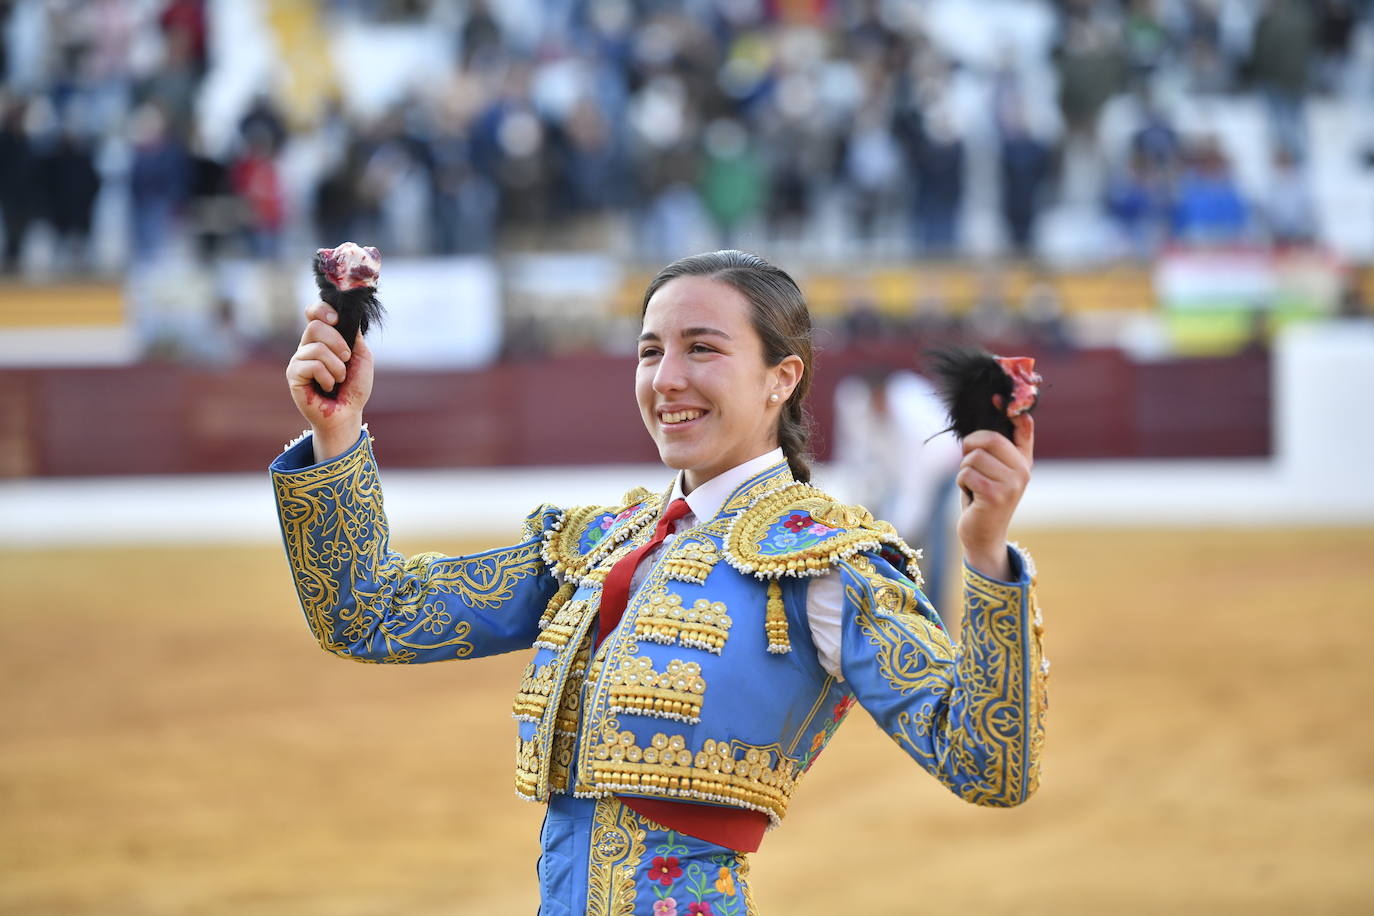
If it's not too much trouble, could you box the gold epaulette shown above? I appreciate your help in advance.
[722,484,923,584]
[539,487,663,584]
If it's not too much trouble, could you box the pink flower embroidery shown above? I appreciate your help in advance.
[648,856,683,886]
[654,899,678,916]
[687,903,714,916]
[806,522,834,536]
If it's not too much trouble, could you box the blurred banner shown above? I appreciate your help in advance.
[1156,246,1344,354]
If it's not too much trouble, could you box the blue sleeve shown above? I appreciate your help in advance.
[838,545,1048,806]
[269,429,562,663]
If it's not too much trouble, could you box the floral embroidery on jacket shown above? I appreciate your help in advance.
[648,856,684,886]
[644,833,749,915]
[761,513,839,555]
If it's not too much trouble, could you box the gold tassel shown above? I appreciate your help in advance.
[765,580,791,654]
[539,581,575,630]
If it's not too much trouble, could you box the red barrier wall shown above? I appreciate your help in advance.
[0,348,1270,477]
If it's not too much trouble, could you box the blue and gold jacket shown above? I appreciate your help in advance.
[270,429,1048,830]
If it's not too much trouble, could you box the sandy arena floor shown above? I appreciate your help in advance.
[2,527,1372,915]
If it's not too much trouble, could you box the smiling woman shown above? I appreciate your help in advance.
[271,248,1047,914]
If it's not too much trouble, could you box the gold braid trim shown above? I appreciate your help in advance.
[533,596,595,652]
[586,797,648,916]
[587,731,798,827]
[632,587,732,655]
[661,535,721,585]
[511,661,556,723]
[539,486,668,587]
[606,657,706,724]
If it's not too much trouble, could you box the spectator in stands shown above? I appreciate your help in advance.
[159,0,207,72]
[229,124,285,260]
[186,129,237,261]
[1314,0,1359,94]
[1130,87,1181,169]
[1263,146,1317,247]
[0,96,38,273]
[997,99,1054,257]
[238,93,288,158]
[841,85,903,246]
[1171,138,1249,244]
[39,120,101,271]
[700,118,763,247]
[1105,148,1172,258]
[904,104,965,257]
[555,94,631,217]
[1123,0,1170,76]
[137,21,199,141]
[128,102,190,262]
[428,96,498,254]
[1054,14,1128,143]
[1249,0,1316,160]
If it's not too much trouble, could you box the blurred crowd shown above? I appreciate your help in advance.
[1,0,1371,279]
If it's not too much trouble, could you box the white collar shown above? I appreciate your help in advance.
[669,447,786,525]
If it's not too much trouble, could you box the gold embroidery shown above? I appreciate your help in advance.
[848,552,1045,807]
[588,730,798,826]
[515,735,540,799]
[575,462,787,799]
[511,661,556,722]
[274,441,542,662]
[514,607,601,801]
[586,797,647,916]
[723,484,922,582]
[662,537,721,584]
[717,461,794,515]
[607,657,707,724]
[542,504,616,582]
[537,581,575,631]
[619,485,655,510]
[765,579,790,654]
[633,587,732,654]
[737,854,758,913]
[554,636,593,736]
[533,597,596,651]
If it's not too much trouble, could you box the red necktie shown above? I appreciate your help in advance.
[596,498,691,647]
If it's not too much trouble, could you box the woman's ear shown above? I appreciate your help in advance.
[771,354,804,402]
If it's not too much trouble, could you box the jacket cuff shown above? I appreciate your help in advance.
[268,426,370,475]
[963,541,1034,587]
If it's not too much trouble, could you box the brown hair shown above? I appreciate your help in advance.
[641,250,815,483]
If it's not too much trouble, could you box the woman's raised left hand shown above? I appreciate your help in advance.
[956,413,1034,580]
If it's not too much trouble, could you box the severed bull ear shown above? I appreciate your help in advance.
[927,346,1042,503]
[312,243,385,400]
[927,346,1042,442]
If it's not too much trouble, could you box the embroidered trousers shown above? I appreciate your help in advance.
[537,794,756,916]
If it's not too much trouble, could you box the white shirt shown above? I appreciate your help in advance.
[627,448,847,679]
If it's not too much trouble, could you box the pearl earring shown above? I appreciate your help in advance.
[769,393,780,403]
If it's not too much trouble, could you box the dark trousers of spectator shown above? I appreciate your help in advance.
[2,205,30,271]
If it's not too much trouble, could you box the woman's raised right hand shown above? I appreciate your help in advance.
[286,301,374,463]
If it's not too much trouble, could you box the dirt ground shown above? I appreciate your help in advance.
[2,526,1372,915]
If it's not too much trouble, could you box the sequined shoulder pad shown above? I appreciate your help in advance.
[540,486,660,582]
[722,483,922,580]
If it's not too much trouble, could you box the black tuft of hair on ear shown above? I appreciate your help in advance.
[311,254,384,401]
[926,346,1016,441]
